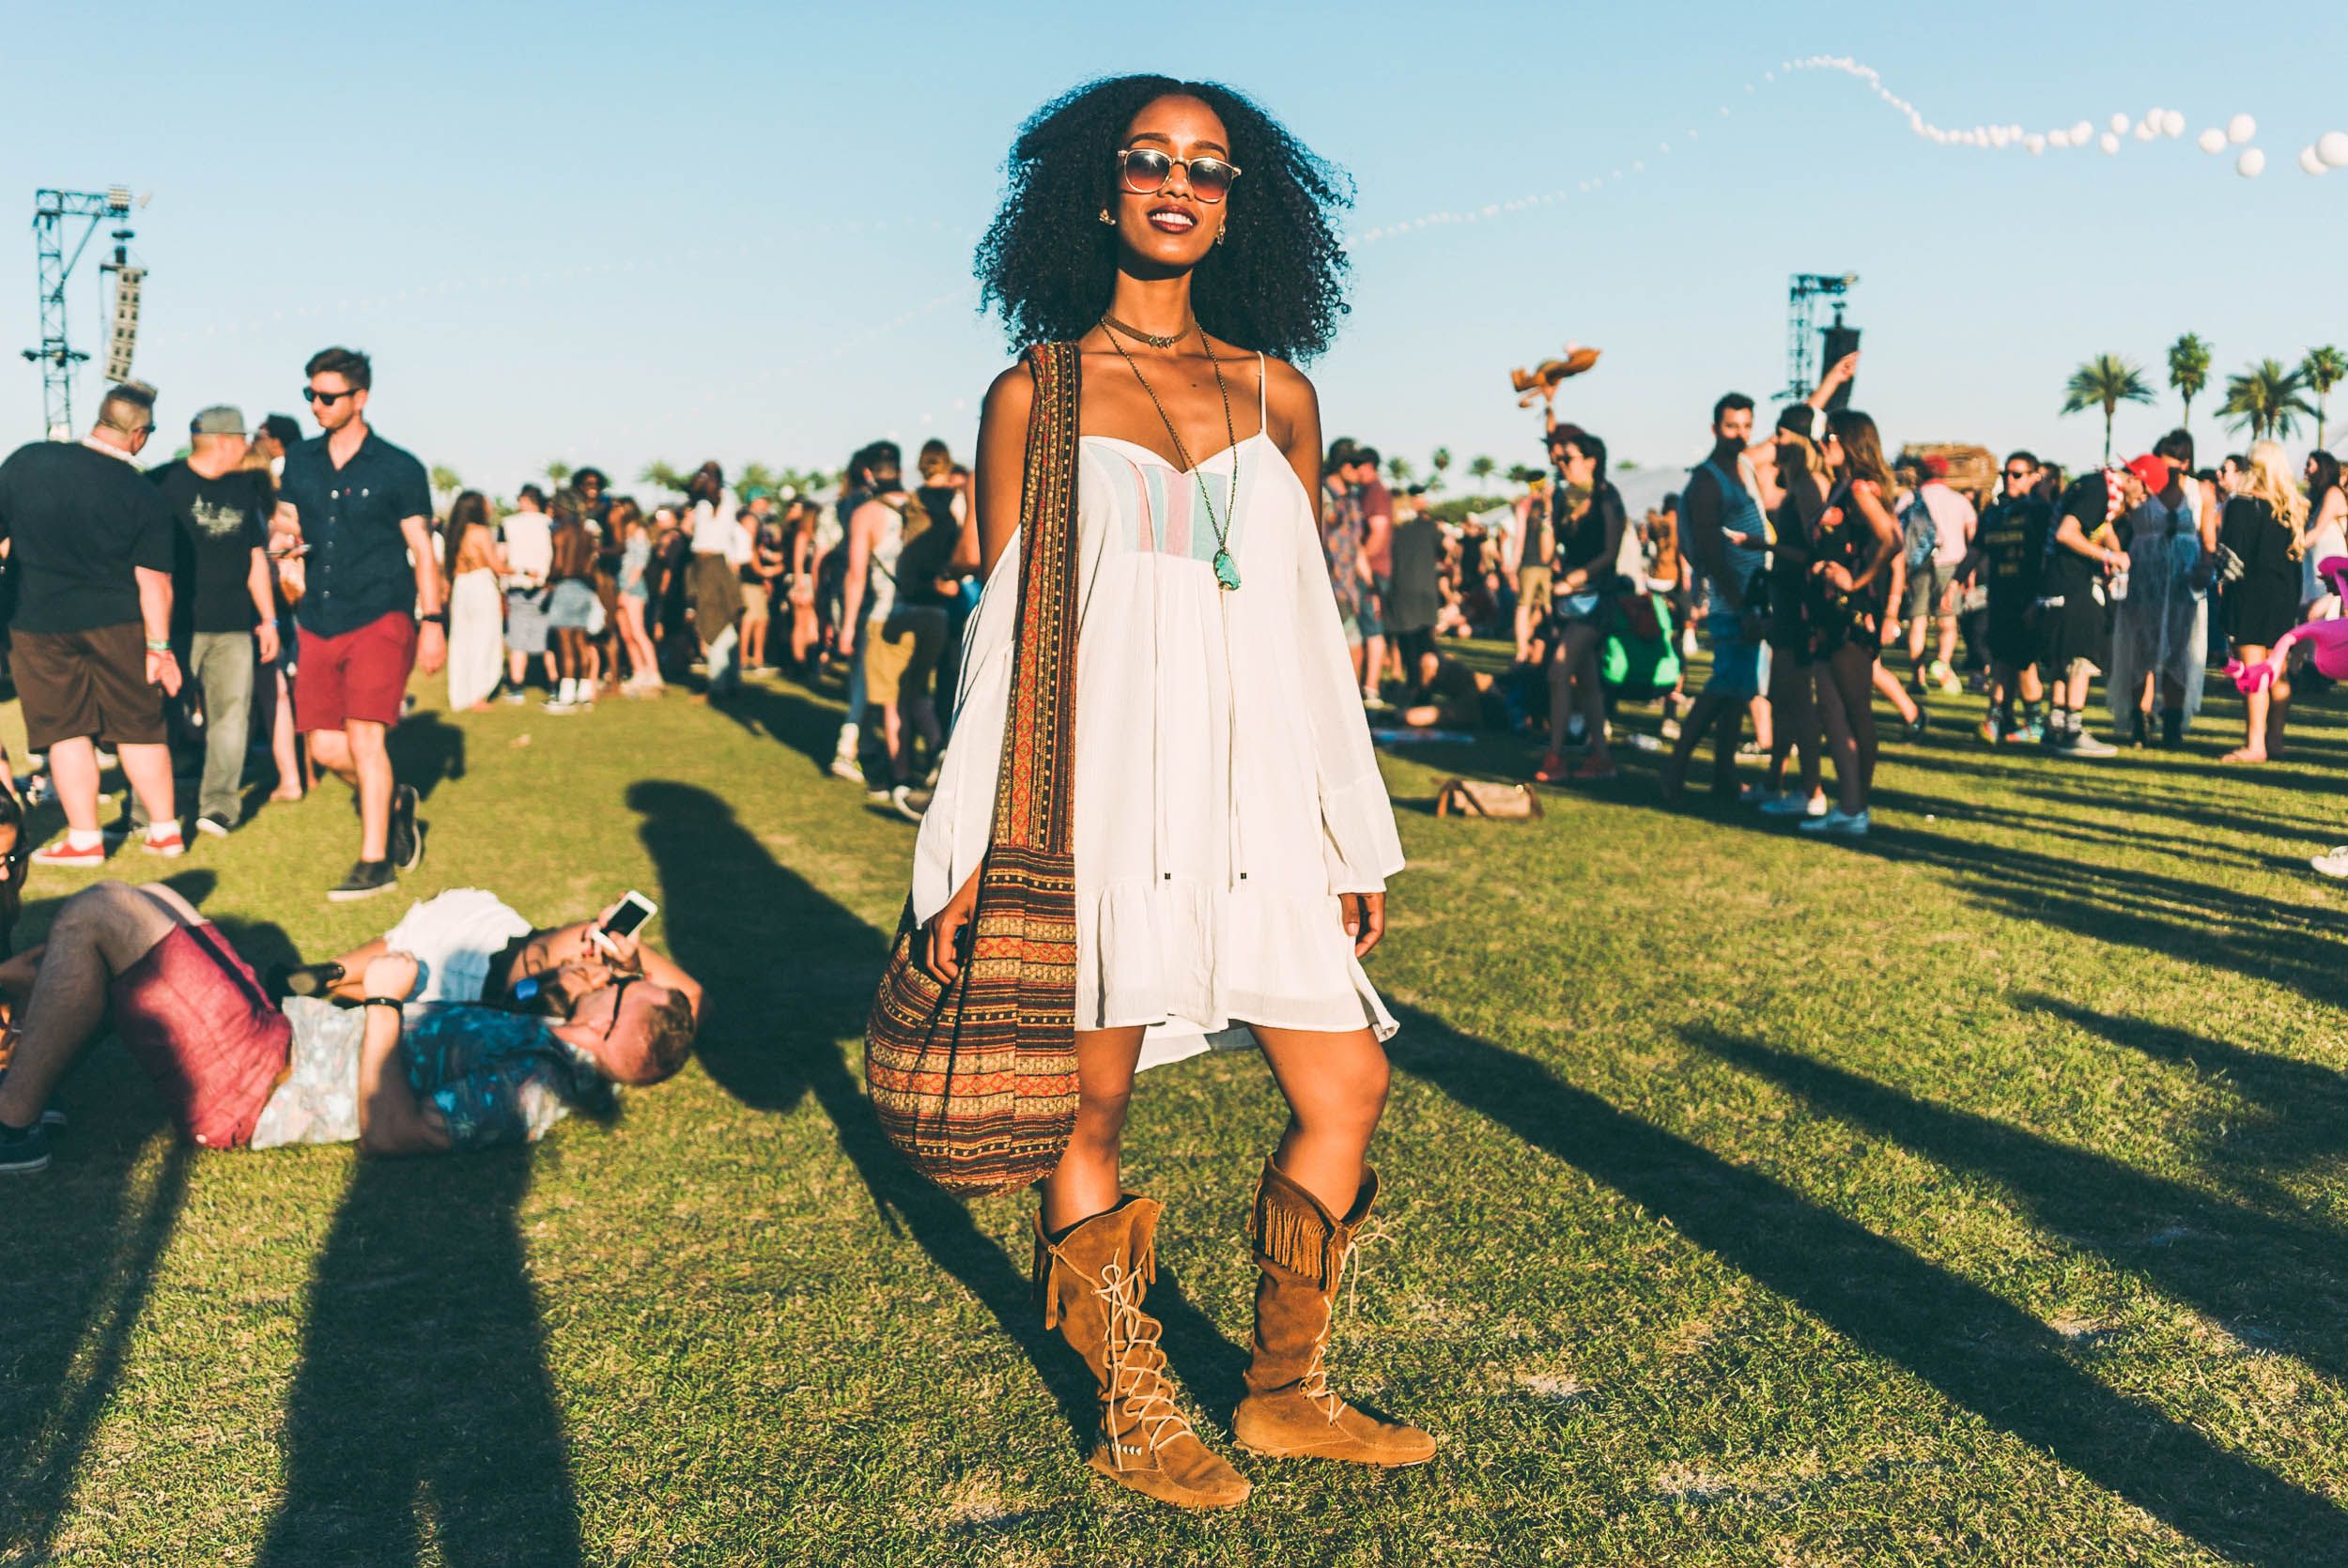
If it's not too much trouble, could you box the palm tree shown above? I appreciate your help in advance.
[2220,359,2315,442]
[1506,463,1543,487]
[639,459,685,491]
[1428,446,1452,493]
[2300,346,2346,447]
[2167,333,2212,434]
[544,459,573,488]
[1384,454,1414,486]
[426,465,463,507]
[738,461,780,498]
[1467,453,1497,491]
[2061,354,2155,464]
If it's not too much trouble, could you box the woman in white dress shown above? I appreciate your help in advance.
[442,491,507,712]
[2302,452,2346,621]
[910,78,1430,1510]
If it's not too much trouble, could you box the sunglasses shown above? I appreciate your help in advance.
[302,386,356,406]
[2003,469,2032,481]
[1115,146,1242,204]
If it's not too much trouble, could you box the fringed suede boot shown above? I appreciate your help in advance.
[1034,1196,1250,1510]
[1233,1159,1435,1467]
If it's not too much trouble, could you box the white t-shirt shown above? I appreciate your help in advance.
[1922,481,1977,568]
[501,509,551,585]
[690,495,749,564]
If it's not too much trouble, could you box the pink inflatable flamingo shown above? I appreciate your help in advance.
[2228,556,2348,693]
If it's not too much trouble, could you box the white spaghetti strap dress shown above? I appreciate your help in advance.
[911,355,1403,1071]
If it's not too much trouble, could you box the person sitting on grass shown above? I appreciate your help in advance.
[0,881,701,1174]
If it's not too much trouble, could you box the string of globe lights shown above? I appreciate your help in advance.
[1344,55,2348,249]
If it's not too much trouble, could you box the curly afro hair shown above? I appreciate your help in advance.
[975,75,1352,362]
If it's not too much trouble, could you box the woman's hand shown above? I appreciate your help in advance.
[1820,562,1855,595]
[363,951,420,1000]
[921,865,983,983]
[1340,891,1386,961]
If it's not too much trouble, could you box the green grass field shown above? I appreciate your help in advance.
[4,650,2346,1566]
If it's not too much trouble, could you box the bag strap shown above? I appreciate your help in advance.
[988,341,1083,853]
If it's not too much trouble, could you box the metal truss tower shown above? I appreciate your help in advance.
[1781,271,1859,404]
[22,186,131,438]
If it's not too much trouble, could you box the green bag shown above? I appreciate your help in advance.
[1601,592,1680,699]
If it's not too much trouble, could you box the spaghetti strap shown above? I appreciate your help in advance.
[1257,352,1268,435]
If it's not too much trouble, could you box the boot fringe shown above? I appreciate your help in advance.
[1252,1169,1338,1289]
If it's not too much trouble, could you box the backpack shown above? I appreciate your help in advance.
[1902,487,1938,570]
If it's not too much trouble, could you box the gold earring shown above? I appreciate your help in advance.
[1099,210,1116,225]
[1215,226,1228,245]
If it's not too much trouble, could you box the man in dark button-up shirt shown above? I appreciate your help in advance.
[277,346,445,903]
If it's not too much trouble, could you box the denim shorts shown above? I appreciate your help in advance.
[1702,610,1769,699]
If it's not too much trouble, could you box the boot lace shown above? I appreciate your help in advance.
[1094,1260,1196,1468]
[1301,1221,1395,1425]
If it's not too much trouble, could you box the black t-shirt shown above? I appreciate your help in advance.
[2044,478,2107,597]
[0,439,178,635]
[1976,497,2050,608]
[149,460,270,636]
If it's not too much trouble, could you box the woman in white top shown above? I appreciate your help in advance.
[2303,452,2346,620]
[910,78,1429,1510]
[441,491,508,712]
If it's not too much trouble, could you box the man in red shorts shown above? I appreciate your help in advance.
[0,881,702,1172]
[278,346,445,901]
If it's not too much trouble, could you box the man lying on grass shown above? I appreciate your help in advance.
[0,882,700,1174]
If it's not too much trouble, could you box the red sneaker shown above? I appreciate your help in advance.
[29,838,107,868]
[141,827,186,858]
[1571,756,1620,782]
[1533,751,1570,785]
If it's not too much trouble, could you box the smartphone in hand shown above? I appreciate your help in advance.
[590,891,657,960]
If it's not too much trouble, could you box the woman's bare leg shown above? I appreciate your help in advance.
[1039,1025,1148,1232]
[1252,1023,1391,1215]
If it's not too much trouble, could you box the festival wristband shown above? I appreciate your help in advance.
[145,638,172,653]
[362,996,405,1012]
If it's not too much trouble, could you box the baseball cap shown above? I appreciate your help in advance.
[190,405,247,437]
[2124,453,2168,494]
[1921,453,1950,479]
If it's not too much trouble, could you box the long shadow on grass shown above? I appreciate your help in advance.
[2023,996,2348,1207]
[1687,1024,2348,1385]
[1834,824,2348,1015]
[627,780,1245,1444]
[709,679,849,777]
[255,1147,580,1566]
[1385,1003,2348,1567]
[0,873,256,1560]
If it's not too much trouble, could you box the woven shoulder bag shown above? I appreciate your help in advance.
[865,341,1083,1196]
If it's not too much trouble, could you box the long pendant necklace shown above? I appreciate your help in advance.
[1101,316,1244,592]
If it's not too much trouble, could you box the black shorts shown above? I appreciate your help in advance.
[1985,604,2036,669]
[2035,591,2106,673]
[1393,625,1437,667]
[12,623,165,751]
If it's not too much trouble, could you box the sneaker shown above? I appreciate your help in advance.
[327,859,397,902]
[29,838,106,869]
[1978,717,2000,745]
[889,784,931,822]
[542,698,579,714]
[0,1118,51,1175]
[1532,751,1571,785]
[0,1069,68,1129]
[502,689,529,704]
[1902,714,1928,744]
[1800,807,1871,837]
[390,784,425,872]
[194,813,233,838]
[1931,660,1961,696]
[1738,784,1782,807]
[829,755,866,784]
[1362,693,1392,713]
[2067,731,2118,758]
[1760,792,1829,818]
[2311,846,2348,879]
[141,827,186,858]
[1569,756,1619,782]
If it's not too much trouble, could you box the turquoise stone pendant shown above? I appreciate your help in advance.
[1213,548,1242,592]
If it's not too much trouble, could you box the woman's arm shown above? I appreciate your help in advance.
[973,361,1037,577]
[1844,480,1902,593]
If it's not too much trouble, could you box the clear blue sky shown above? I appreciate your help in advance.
[3,1,2342,493]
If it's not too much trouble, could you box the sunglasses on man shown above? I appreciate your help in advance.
[302,386,356,406]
